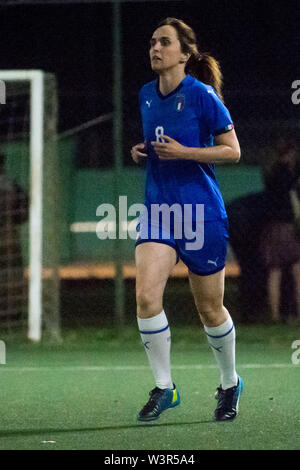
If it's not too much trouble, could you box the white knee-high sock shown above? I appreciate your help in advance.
[137,310,173,390]
[204,315,238,390]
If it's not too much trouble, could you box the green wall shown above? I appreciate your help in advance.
[216,164,264,203]
[71,168,146,262]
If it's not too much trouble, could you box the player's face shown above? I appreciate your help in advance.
[149,25,185,73]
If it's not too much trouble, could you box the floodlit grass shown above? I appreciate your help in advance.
[0,324,299,450]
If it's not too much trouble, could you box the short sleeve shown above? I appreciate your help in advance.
[199,86,234,137]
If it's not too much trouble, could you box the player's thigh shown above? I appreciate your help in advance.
[135,242,177,309]
[188,267,225,316]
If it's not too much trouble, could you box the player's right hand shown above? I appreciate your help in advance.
[131,142,148,164]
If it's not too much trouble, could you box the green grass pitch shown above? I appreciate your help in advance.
[0,324,299,450]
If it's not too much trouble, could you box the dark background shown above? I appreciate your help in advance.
[0,0,299,326]
[0,0,299,167]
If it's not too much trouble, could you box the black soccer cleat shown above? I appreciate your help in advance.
[214,376,244,421]
[137,384,180,422]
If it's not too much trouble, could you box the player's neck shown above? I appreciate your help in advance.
[158,70,186,96]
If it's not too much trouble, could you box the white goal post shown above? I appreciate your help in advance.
[0,70,60,341]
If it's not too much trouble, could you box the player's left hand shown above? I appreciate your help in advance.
[151,135,186,160]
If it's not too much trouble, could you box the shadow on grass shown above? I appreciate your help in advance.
[0,419,216,438]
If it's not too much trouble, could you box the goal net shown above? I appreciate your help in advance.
[0,71,61,341]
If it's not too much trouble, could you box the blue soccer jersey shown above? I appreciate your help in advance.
[139,74,234,221]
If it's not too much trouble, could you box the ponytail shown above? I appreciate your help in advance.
[186,52,224,102]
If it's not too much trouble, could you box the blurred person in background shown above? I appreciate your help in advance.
[259,139,300,323]
[131,18,243,423]
[226,191,269,323]
[0,153,28,324]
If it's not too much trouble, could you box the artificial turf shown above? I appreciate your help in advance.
[0,324,299,450]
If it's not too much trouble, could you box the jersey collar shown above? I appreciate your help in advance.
[155,74,192,100]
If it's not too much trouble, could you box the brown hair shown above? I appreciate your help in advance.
[157,17,224,101]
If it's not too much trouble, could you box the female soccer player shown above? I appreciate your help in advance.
[131,17,243,422]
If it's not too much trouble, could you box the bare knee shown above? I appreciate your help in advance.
[136,289,163,318]
[196,299,228,327]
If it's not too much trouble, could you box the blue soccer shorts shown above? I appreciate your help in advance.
[135,210,229,276]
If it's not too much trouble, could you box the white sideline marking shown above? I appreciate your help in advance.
[0,363,297,372]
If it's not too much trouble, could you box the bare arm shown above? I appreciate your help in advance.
[151,129,241,164]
